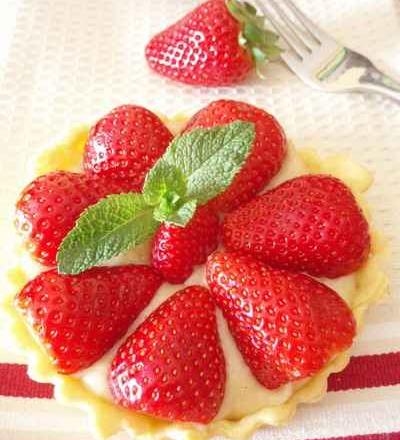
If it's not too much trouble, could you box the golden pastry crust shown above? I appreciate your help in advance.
[0,121,389,440]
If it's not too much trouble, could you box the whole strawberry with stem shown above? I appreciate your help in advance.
[206,251,356,389]
[185,99,287,212]
[145,0,282,87]
[109,286,226,423]
[16,265,162,374]
[223,174,370,278]
[152,206,219,284]
[84,105,173,191]
[15,171,130,267]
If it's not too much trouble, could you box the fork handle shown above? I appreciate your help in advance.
[359,64,400,103]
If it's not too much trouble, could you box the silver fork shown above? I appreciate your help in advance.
[253,0,400,103]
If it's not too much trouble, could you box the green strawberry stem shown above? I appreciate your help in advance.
[226,0,283,74]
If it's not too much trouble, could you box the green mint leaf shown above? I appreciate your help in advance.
[153,190,182,221]
[57,193,158,275]
[143,161,187,206]
[162,121,255,205]
[154,198,197,227]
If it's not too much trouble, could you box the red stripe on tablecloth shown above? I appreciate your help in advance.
[0,352,399,399]
[309,432,400,440]
[328,352,400,391]
[0,363,53,398]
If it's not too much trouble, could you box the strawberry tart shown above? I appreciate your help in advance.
[1,100,389,440]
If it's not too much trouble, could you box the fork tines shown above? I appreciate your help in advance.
[251,0,332,59]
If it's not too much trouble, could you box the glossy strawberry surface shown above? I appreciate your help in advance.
[16,265,162,373]
[109,286,226,423]
[84,105,173,190]
[13,98,371,425]
[15,171,129,267]
[185,99,287,212]
[145,0,253,86]
[223,174,371,278]
[206,251,356,389]
[151,206,219,283]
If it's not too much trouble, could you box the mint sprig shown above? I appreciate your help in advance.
[57,121,255,274]
[143,161,187,207]
[155,199,197,226]
[160,122,256,205]
[57,194,158,275]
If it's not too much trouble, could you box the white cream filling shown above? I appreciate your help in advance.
[72,145,357,421]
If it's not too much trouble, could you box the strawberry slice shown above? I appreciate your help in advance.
[223,174,371,278]
[109,286,226,423]
[151,206,220,284]
[83,105,173,191]
[184,99,287,212]
[15,171,130,267]
[15,265,162,374]
[206,251,356,389]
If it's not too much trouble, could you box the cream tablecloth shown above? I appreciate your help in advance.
[0,0,399,439]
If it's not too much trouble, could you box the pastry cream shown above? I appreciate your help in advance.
[0,116,389,440]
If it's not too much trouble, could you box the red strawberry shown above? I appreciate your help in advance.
[109,286,226,423]
[15,265,162,374]
[145,0,281,87]
[223,174,370,278]
[151,206,219,284]
[15,171,129,267]
[206,251,356,389]
[184,99,287,212]
[83,105,173,190]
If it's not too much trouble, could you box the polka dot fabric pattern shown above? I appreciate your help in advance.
[83,105,173,191]
[15,265,162,373]
[223,175,371,278]
[109,286,226,424]
[15,171,130,267]
[185,99,287,212]
[206,251,356,389]
[145,0,252,86]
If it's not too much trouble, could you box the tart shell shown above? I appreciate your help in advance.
[0,120,389,440]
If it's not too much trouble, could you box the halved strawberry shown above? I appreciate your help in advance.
[83,105,173,190]
[223,174,371,278]
[109,286,226,423]
[15,171,129,267]
[151,206,219,284]
[206,251,356,389]
[184,99,287,212]
[16,265,162,373]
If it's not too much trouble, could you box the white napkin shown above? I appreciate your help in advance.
[0,0,399,439]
